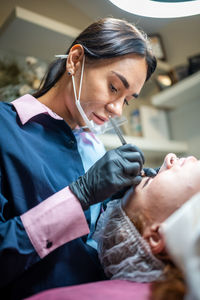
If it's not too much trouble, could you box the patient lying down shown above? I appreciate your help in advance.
[94,153,200,298]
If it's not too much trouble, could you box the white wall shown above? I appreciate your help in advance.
[160,15,200,67]
[168,97,200,159]
[0,0,92,29]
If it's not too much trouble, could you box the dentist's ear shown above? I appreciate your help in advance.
[143,224,165,254]
[66,44,84,76]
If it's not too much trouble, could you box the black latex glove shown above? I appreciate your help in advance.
[69,144,144,210]
[143,167,157,178]
[111,167,159,200]
[154,167,160,174]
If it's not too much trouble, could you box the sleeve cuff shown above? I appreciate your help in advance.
[20,186,90,258]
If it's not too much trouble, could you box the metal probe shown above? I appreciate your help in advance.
[109,116,127,145]
[109,117,145,177]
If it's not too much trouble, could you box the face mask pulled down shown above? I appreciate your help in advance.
[55,54,126,134]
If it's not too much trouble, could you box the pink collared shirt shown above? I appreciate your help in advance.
[25,280,150,300]
[13,94,90,258]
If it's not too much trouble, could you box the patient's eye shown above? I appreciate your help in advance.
[142,177,151,189]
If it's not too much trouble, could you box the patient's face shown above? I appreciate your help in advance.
[128,153,200,224]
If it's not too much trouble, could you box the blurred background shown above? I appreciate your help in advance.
[0,0,200,166]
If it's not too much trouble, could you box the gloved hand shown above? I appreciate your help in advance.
[143,167,158,178]
[111,167,158,200]
[110,166,159,200]
[154,167,160,174]
[69,144,144,210]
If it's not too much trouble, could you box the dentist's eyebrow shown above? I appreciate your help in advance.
[112,71,139,98]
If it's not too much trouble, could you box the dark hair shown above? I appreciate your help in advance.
[33,18,157,98]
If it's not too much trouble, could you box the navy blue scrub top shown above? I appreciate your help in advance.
[0,102,105,300]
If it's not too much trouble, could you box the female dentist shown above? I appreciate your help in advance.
[0,18,156,299]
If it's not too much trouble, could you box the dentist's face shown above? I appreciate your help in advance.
[130,153,200,224]
[72,54,147,127]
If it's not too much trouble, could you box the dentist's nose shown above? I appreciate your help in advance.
[106,100,124,117]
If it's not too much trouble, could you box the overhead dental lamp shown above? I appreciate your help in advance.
[108,0,200,18]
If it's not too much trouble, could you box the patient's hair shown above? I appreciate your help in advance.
[96,199,187,299]
[130,211,187,300]
[150,264,186,300]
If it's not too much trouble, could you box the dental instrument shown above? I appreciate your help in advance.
[109,116,146,178]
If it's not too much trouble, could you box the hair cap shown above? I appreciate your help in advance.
[94,199,165,282]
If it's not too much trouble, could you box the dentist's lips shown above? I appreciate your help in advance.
[92,113,108,125]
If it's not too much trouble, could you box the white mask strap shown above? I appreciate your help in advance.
[78,56,85,101]
[55,54,127,134]
[55,54,85,102]
[71,56,85,102]
[54,54,68,59]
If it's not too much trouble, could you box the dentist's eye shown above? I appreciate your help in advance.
[110,84,118,93]
[124,99,129,106]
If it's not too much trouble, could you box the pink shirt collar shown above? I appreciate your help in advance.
[12,94,99,143]
[12,94,63,125]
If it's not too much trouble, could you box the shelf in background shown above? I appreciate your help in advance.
[99,134,188,159]
[0,6,81,61]
[151,71,200,109]
[157,60,171,72]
